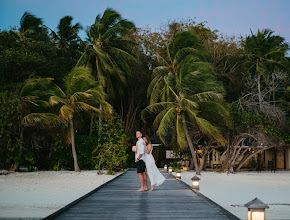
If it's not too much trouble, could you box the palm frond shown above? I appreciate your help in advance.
[152,107,171,129]
[185,107,227,145]
[65,66,96,95]
[22,113,63,129]
[71,92,93,102]
[59,105,74,121]
[198,101,232,128]
[181,98,199,109]
[73,102,101,114]
[49,96,66,106]
[189,91,224,102]
[156,107,176,144]
[142,102,175,116]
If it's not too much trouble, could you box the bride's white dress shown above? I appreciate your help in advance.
[145,146,165,187]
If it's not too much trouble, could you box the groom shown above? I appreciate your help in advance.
[135,131,148,192]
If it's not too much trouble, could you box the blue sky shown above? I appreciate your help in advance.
[1,0,290,43]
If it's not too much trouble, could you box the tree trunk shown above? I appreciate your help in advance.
[199,154,206,171]
[235,147,273,172]
[257,72,262,110]
[189,157,195,170]
[89,114,94,136]
[182,115,200,175]
[11,128,24,171]
[98,104,102,135]
[272,72,275,107]
[69,115,81,172]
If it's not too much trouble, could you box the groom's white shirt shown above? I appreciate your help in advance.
[135,138,145,162]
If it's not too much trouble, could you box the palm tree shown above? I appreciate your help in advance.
[19,11,49,42]
[9,77,64,171]
[77,8,136,100]
[51,16,82,55]
[77,8,136,134]
[244,29,288,110]
[147,31,205,104]
[143,32,230,175]
[22,67,112,172]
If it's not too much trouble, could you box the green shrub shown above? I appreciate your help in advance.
[169,161,182,172]
[75,135,99,169]
[107,170,115,175]
[92,114,130,173]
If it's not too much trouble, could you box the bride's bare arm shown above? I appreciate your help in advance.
[143,142,152,154]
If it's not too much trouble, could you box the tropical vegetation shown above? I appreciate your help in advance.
[0,9,289,174]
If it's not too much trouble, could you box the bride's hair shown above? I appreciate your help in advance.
[144,135,151,144]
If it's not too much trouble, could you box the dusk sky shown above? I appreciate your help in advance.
[1,0,290,44]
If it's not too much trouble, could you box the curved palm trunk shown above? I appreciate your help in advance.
[69,115,81,172]
[182,115,200,175]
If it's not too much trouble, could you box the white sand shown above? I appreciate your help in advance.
[1,170,289,219]
[0,170,120,219]
[173,170,290,220]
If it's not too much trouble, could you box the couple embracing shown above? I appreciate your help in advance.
[135,131,165,191]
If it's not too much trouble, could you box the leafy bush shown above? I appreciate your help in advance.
[92,115,130,173]
[75,135,99,169]
[0,91,21,169]
[169,161,182,172]
[50,142,73,171]
[107,170,115,175]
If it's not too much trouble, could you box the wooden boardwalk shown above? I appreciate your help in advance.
[45,169,239,220]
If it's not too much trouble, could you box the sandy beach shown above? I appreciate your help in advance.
[1,169,290,220]
[174,170,290,220]
[0,170,120,219]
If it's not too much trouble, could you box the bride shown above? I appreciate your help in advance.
[142,135,165,191]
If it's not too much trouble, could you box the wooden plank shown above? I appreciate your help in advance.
[45,169,240,220]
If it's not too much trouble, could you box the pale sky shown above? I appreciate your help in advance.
[1,0,289,45]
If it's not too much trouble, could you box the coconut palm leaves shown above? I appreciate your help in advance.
[145,72,228,147]
[148,31,205,104]
[244,29,289,110]
[143,31,230,174]
[77,8,136,99]
[51,16,82,53]
[22,67,112,171]
[19,11,49,42]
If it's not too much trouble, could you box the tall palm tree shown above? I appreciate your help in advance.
[245,29,288,110]
[51,16,82,55]
[19,11,49,42]
[143,32,230,175]
[23,67,112,172]
[148,31,205,104]
[77,8,136,99]
[77,8,136,134]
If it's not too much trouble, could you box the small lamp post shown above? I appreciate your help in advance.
[164,164,167,171]
[168,166,172,174]
[244,197,269,220]
[176,170,181,179]
[191,175,200,190]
